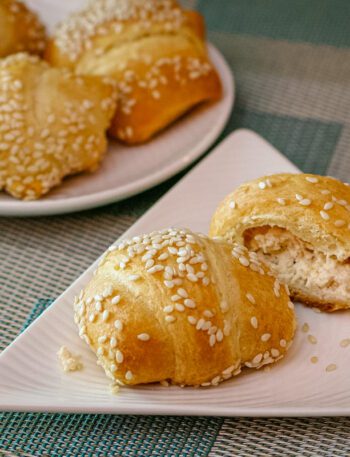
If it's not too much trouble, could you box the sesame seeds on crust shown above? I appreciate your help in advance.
[75,228,294,387]
[1,0,46,58]
[0,52,117,200]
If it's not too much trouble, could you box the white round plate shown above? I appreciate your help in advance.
[0,44,234,217]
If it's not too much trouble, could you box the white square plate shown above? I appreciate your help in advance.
[1,129,350,416]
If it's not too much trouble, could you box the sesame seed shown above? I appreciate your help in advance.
[114,320,123,331]
[102,310,110,321]
[302,323,310,333]
[173,278,183,286]
[137,333,150,341]
[165,315,176,323]
[98,335,107,344]
[216,329,224,342]
[308,335,317,344]
[111,295,121,305]
[203,310,214,318]
[202,277,210,286]
[280,339,287,347]
[321,189,331,195]
[163,305,174,313]
[164,280,174,288]
[238,256,249,267]
[324,202,333,211]
[299,198,311,206]
[209,375,220,387]
[147,265,164,274]
[306,176,318,183]
[276,197,286,205]
[196,318,205,330]
[110,337,117,348]
[202,321,211,331]
[175,303,185,312]
[310,356,318,364]
[340,338,350,348]
[188,316,197,325]
[288,301,294,310]
[184,298,196,308]
[158,252,169,261]
[125,371,133,380]
[145,259,154,269]
[128,274,140,281]
[187,274,198,282]
[295,194,303,201]
[246,293,255,304]
[220,300,229,312]
[253,353,263,364]
[261,333,271,342]
[335,219,346,227]
[89,313,96,322]
[95,301,103,311]
[229,201,236,209]
[320,210,330,220]
[116,350,124,363]
[177,288,188,298]
[97,347,104,356]
[250,316,258,329]
[325,364,337,372]
[258,181,266,189]
[171,295,181,302]
[271,348,280,357]
[110,364,117,372]
[94,294,102,302]
[209,334,216,347]
[338,199,348,206]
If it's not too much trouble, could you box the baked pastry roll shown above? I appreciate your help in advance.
[0,0,46,58]
[74,228,295,387]
[0,53,117,200]
[210,173,350,312]
[45,0,222,144]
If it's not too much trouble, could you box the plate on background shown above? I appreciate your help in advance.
[1,129,350,417]
[0,0,234,217]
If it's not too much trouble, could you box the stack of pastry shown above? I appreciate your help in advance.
[74,173,350,388]
[46,0,222,144]
[0,0,222,200]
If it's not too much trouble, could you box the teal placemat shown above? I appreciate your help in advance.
[1,0,350,455]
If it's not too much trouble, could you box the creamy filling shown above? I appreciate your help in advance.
[244,226,350,305]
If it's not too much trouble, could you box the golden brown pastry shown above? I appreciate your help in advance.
[74,228,295,387]
[45,0,222,144]
[210,173,350,312]
[0,53,117,200]
[0,0,46,58]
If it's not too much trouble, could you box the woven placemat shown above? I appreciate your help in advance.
[2,0,350,455]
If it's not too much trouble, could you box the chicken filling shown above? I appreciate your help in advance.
[244,226,350,304]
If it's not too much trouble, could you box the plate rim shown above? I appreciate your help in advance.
[0,43,234,217]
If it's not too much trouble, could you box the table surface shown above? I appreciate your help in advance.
[1,0,350,456]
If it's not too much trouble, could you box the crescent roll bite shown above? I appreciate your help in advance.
[0,53,117,200]
[0,0,46,58]
[210,173,350,312]
[74,228,295,387]
[45,0,222,144]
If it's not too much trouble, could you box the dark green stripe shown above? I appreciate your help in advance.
[198,0,350,48]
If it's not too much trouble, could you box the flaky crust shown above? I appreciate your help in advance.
[0,0,46,58]
[0,53,117,200]
[74,228,295,387]
[209,173,350,311]
[45,0,222,144]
